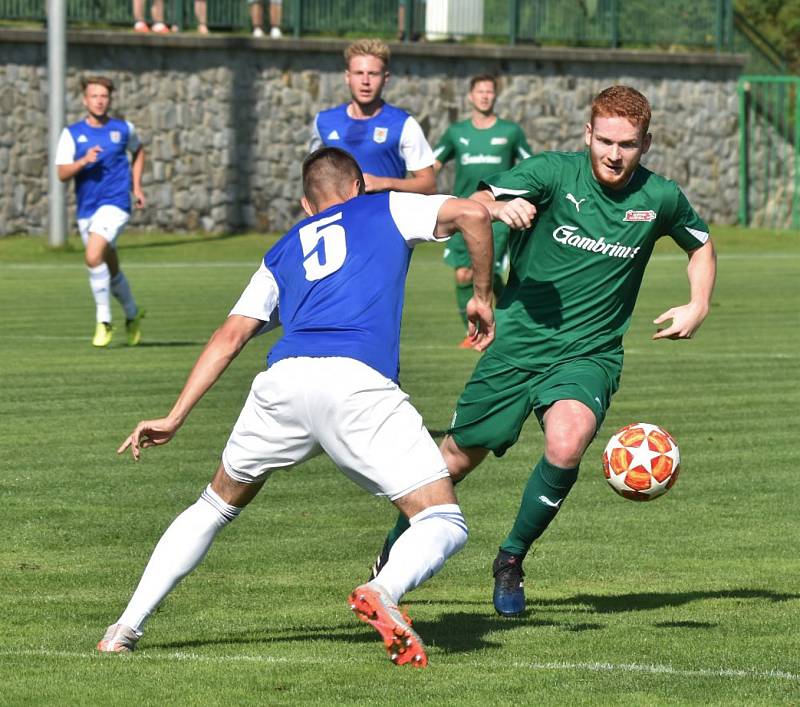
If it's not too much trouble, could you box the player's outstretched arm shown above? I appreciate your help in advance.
[435,197,496,350]
[653,239,717,340]
[364,166,437,194]
[469,189,536,230]
[117,314,265,460]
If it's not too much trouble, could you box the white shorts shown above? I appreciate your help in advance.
[222,357,449,500]
[77,205,130,248]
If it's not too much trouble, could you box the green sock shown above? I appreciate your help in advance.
[385,512,411,550]
[500,456,579,559]
[455,281,473,329]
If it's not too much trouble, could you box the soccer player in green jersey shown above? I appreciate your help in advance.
[369,85,717,617]
[433,75,532,348]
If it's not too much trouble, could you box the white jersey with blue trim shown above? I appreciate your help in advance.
[230,192,452,383]
[55,118,141,219]
[309,103,434,179]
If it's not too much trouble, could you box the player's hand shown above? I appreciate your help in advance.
[652,302,708,340]
[492,198,536,230]
[465,297,495,351]
[133,189,145,209]
[117,417,180,461]
[83,145,103,166]
[363,173,385,192]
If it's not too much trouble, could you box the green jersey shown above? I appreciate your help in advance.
[482,151,709,369]
[433,118,532,197]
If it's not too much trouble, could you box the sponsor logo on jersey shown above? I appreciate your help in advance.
[459,153,503,166]
[624,209,657,222]
[459,137,469,146]
[566,193,586,212]
[327,129,340,140]
[77,134,89,143]
[373,127,388,144]
[552,225,641,259]
[490,137,508,145]
[110,131,121,143]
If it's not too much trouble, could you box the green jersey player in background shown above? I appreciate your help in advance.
[369,85,717,617]
[433,75,532,348]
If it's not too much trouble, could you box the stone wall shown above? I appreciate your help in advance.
[0,29,746,236]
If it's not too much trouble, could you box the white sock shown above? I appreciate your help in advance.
[116,485,241,634]
[110,271,138,320]
[88,264,111,323]
[373,503,468,604]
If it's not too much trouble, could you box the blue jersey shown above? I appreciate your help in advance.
[314,103,411,179]
[265,192,413,383]
[64,118,136,218]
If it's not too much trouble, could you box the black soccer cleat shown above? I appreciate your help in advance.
[492,548,526,617]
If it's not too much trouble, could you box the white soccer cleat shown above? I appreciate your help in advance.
[97,623,140,653]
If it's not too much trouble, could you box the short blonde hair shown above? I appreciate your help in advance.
[344,39,390,70]
[81,75,114,94]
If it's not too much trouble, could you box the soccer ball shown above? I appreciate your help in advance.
[602,422,680,501]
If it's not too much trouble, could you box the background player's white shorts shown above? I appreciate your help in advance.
[222,357,449,501]
[77,205,130,247]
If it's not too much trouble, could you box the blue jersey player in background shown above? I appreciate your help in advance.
[56,75,146,348]
[309,38,436,195]
[99,147,496,668]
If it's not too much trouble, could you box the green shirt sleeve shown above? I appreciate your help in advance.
[433,127,455,165]
[513,125,533,162]
[479,152,557,205]
[664,186,710,252]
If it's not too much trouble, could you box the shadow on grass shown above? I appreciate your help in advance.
[148,588,798,655]
[539,588,799,614]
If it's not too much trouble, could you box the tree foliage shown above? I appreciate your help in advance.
[737,0,800,72]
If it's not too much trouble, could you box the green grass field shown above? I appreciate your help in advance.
[1,226,799,705]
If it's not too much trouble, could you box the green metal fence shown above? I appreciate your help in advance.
[738,76,800,229]
[1,0,734,50]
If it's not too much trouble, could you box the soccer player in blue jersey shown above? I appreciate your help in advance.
[98,147,495,667]
[56,76,146,347]
[309,38,436,195]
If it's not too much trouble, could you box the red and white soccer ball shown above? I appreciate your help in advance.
[602,422,680,501]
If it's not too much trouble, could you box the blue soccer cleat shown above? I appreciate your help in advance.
[492,549,525,617]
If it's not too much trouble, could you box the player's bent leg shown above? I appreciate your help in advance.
[352,479,467,667]
[440,434,489,483]
[369,438,487,581]
[493,400,596,617]
[98,464,263,653]
[542,399,597,468]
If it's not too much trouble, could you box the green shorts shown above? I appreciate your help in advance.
[443,221,509,274]
[448,350,621,457]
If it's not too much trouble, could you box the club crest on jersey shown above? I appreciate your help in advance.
[490,137,508,145]
[110,131,122,143]
[373,127,388,144]
[624,209,657,222]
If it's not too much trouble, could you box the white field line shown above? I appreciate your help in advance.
[0,649,798,683]
[2,337,797,360]
[2,251,800,272]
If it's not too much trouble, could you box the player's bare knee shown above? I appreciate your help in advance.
[210,463,263,508]
[440,435,486,482]
[455,267,473,285]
